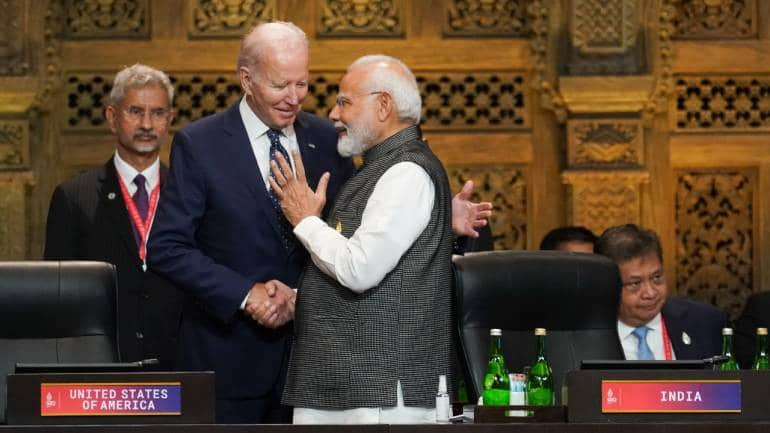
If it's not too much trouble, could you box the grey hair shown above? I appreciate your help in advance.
[348,54,422,124]
[109,63,174,106]
[237,21,309,72]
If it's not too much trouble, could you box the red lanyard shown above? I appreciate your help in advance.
[661,316,673,360]
[116,172,160,265]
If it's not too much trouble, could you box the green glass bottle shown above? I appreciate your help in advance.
[482,328,510,406]
[719,328,739,371]
[526,328,554,406]
[753,327,769,370]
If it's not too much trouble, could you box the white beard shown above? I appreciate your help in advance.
[337,134,367,157]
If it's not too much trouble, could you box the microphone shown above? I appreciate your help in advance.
[702,355,729,366]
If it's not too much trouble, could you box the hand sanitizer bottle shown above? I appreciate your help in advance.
[436,375,450,423]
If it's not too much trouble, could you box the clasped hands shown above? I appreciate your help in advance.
[244,280,295,328]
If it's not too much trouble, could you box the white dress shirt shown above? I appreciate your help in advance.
[617,313,676,360]
[292,156,437,423]
[238,97,298,189]
[113,151,160,196]
[293,160,435,293]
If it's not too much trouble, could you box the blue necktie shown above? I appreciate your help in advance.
[266,129,294,249]
[632,326,655,360]
[131,174,149,246]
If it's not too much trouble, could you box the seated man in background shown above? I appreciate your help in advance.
[271,54,454,424]
[595,224,727,360]
[44,64,183,370]
[539,225,596,253]
[734,291,770,368]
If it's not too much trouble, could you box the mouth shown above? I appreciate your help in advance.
[134,135,157,141]
[334,123,348,136]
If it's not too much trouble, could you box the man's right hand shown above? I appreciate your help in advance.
[244,280,295,328]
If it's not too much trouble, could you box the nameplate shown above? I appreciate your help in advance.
[601,380,741,413]
[40,382,182,416]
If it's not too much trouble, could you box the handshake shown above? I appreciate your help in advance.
[244,280,296,329]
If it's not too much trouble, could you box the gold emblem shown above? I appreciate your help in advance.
[335,221,342,233]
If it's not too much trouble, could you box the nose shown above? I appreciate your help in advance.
[639,280,657,299]
[285,86,299,106]
[139,111,153,129]
[329,105,340,121]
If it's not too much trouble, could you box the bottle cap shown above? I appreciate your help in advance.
[722,327,733,335]
[758,327,768,336]
[534,328,547,336]
[490,328,502,336]
[438,375,447,393]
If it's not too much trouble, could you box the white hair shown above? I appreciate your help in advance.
[348,54,422,124]
[237,21,309,72]
[109,63,174,106]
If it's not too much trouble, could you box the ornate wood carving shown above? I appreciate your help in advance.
[64,72,528,131]
[0,0,30,75]
[189,0,275,38]
[64,0,150,38]
[566,0,644,75]
[0,171,35,259]
[0,120,29,167]
[567,119,643,167]
[676,171,753,317]
[674,75,770,132]
[671,0,757,39]
[571,0,639,55]
[448,164,527,251]
[562,169,650,237]
[319,0,403,37]
[444,0,531,37]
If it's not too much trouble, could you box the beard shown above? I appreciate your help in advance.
[336,119,377,157]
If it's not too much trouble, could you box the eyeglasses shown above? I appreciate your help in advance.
[622,271,665,293]
[121,106,172,124]
[335,91,383,109]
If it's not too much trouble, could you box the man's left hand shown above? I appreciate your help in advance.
[269,150,330,226]
[452,180,493,238]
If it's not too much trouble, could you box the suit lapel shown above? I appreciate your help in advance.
[223,101,293,251]
[101,159,141,262]
[663,301,699,359]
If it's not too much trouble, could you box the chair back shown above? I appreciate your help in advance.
[0,261,118,423]
[454,250,624,403]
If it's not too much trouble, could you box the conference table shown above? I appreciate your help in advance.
[1,423,770,433]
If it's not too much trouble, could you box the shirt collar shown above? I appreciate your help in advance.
[238,97,296,142]
[113,151,160,190]
[618,312,662,339]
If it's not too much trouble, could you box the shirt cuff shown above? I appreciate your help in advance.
[293,215,327,245]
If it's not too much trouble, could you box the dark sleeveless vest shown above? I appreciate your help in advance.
[282,125,454,409]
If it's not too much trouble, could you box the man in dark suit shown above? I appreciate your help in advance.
[147,22,354,423]
[595,224,727,360]
[45,64,182,370]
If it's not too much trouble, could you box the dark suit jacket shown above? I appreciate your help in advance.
[44,158,183,370]
[735,291,770,368]
[147,102,355,401]
[662,297,727,360]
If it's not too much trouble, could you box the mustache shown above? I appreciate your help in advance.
[133,131,157,140]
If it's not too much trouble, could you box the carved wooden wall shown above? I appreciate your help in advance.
[3,0,770,317]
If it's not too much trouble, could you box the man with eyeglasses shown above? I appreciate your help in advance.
[595,224,727,360]
[44,63,182,370]
[268,54,453,424]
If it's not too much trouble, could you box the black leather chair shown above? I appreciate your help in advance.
[0,261,118,423]
[454,250,624,404]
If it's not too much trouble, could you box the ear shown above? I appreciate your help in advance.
[376,92,394,122]
[239,66,253,96]
[104,105,118,134]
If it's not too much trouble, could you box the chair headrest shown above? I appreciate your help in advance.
[0,261,116,338]
[454,250,621,331]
